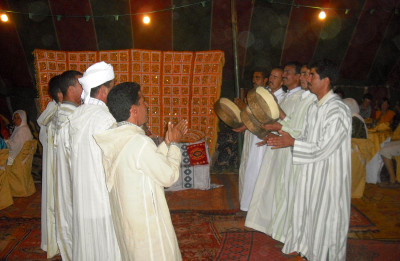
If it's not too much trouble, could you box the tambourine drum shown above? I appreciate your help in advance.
[241,106,269,139]
[214,98,244,129]
[247,87,280,124]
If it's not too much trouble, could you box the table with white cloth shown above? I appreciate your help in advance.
[165,139,211,191]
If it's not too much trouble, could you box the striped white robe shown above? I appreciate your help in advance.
[282,91,351,261]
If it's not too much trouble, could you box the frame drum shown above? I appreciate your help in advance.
[214,98,244,129]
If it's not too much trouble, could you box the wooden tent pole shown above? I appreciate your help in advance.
[231,0,243,159]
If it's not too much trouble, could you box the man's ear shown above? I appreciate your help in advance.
[97,85,109,103]
[57,92,63,103]
[323,77,330,86]
[128,104,138,124]
[100,85,107,96]
[130,104,136,115]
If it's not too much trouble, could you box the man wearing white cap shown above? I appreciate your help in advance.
[68,61,121,261]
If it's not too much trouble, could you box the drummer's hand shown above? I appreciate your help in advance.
[261,122,282,131]
[256,132,278,146]
[234,98,247,110]
[279,106,286,120]
[266,130,294,149]
[233,125,247,132]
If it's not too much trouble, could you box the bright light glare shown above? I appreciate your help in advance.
[1,14,8,22]
[318,10,326,20]
[143,16,150,24]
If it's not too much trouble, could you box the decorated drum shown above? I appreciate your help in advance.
[247,87,280,124]
[240,106,269,139]
[214,98,244,129]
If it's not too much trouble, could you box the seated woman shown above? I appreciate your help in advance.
[343,98,368,139]
[375,98,395,125]
[5,110,33,165]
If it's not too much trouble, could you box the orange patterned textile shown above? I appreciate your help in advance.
[33,49,224,155]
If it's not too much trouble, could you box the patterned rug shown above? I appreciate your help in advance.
[0,182,383,260]
[215,232,400,261]
[0,217,60,261]
[350,205,378,232]
[166,174,239,212]
[0,209,382,261]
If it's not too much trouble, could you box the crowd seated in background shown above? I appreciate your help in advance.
[359,93,373,119]
[391,100,400,130]
[5,110,33,165]
[375,97,395,126]
[343,98,367,139]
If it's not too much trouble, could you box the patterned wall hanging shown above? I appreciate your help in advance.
[33,49,224,155]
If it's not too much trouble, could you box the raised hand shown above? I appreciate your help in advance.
[165,119,188,145]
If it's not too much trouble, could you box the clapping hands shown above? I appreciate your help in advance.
[165,119,188,145]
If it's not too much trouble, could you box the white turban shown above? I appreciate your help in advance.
[78,61,114,103]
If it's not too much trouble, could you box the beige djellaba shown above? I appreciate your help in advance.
[94,123,182,261]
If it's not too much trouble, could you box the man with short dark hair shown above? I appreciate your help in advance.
[38,74,63,257]
[48,75,63,104]
[252,67,269,89]
[94,82,187,260]
[267,59,351,261]
[53,70,82,261]
[281,61,302,101]
[69,62,121,261]
[268,67,285,102]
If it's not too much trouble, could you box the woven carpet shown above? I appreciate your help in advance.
[349,205,378,232]
[0,178,393,261]
[166,174,239,212]
[215,232,400,261]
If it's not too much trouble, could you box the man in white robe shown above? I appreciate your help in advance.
[94,82,187,261]
[245,62,306,235]
[245,64,317,244]
[53,70,82,261]
[37,75,63,257]
[238,67,285,211]
[69,62,121,261]
[267,59,351,261]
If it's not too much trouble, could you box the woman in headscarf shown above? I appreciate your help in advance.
[343,98,368,139]
[5,110,33,165]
